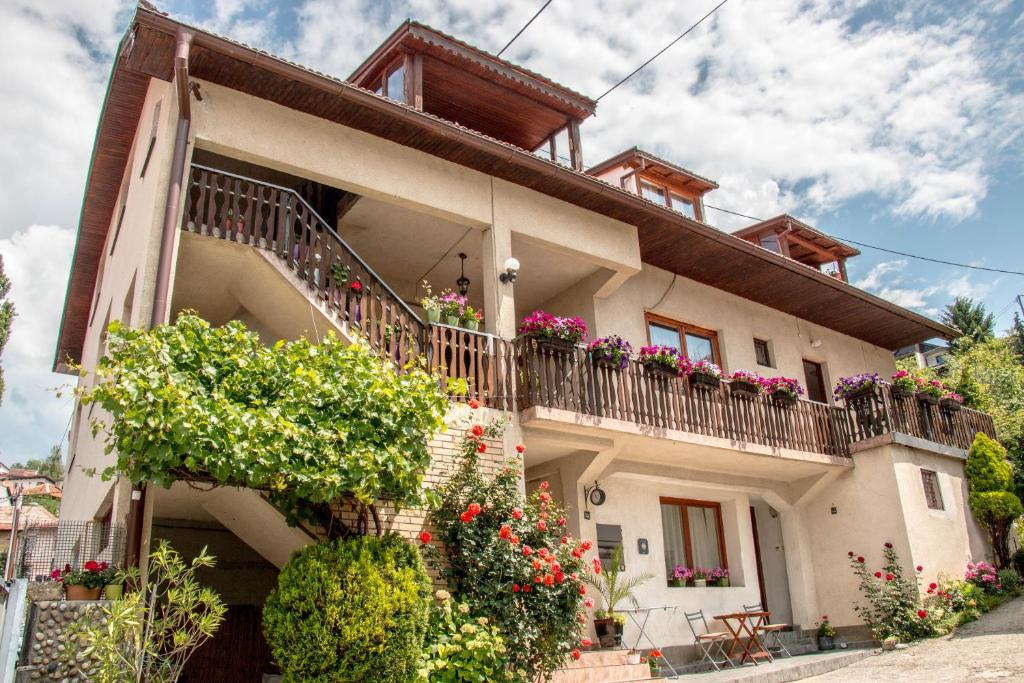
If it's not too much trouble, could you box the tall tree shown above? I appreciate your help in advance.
[1009,312,1024,363]
[14,444,65,482]
[0,254,14,405]
[941,297,995,346]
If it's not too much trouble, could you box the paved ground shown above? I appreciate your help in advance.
[802,596,1024,682]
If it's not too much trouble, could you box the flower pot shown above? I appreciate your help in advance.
[593,618,616,649]
[843,385,877,402]
[65,585,102,601]
[627,652,642,665]
[689,373,720,391]
[669,579,684,588]
[817,635,835,651]
[916,391,940,406]
[729,380,760,399]
[770,392,797,407]
[444,315,460,327]
[103,584,124,601]
[644,362,679,380]
[693,579,707,588]
[717,577,730,587]
[940,398,962,412]
[529,334,576,356]
[592,356,624,371]
[892,386,914,400]
[463,319,480,331]
[426,308,440,324]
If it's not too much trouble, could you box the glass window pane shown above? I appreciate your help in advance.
[687,505,722,569]
[386,64,405,102]
[686,332,715,363]
[660,503,686,577]
[759,234,781,253]
[670,194,695,218]
[640,181,667,206]
[754,339,771,367]
[649,322,681,350]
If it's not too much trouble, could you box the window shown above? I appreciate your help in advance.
[803,359,827,403]
[140,99,161,178]
[660,498,727,580]
[759,234,781,253]
[596,524,624,570]
[669,193,695,219]
[646,314,721,365]
[385,62,405,103]
[754,338,772,367]
[921,470,944,510]
[639,180,667,206]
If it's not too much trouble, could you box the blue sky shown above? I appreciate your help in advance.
[0,0,1021,463]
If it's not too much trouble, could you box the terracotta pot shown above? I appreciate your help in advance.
[65,585,102,601]
[103,584,124,600]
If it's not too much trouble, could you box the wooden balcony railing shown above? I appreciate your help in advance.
[425,324,517,411]
[843,383,997,451]
[182,165,425,365]
[514,338,853,457]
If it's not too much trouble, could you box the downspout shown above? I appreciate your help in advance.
[127,28,193,569]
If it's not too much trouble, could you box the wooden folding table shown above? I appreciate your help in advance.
[712,611,773,665]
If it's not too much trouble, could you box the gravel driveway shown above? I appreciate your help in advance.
[803,596,1024,682]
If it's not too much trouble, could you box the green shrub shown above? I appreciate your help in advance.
[997,568,1021,593]
[1012,548,1024,576]
[847,543,933,642]
[263,535,431,683]
[420,593,515,682]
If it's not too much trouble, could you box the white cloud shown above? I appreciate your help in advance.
[853,258,998,319]
[0,225,76,461]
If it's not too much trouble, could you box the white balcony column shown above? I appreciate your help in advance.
[481,221,516,338]
[778,506,820,629]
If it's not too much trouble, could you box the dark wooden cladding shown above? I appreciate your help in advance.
[514,339,852,458]
[182,165,424,366]
[843,384,997,451]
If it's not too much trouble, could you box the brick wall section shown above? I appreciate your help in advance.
[329,425,506,585]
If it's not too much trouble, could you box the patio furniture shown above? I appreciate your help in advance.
[713,611,773,665]
[743,602,791,658]
[684,609,735,672]
[618,606,680,678]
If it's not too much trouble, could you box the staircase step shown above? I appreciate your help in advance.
[561,650,637,668]
[550,662,652,683]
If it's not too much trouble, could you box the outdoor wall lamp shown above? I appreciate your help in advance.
[499,257,520,284]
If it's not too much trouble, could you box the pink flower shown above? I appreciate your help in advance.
[558,517,566,527]
[523,545,532,556]
[593,557,602,575]
[578,585,587,596]
[584,597,594,608]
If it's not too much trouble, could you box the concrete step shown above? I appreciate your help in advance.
[551,651,653,683]
[686,649,873,683]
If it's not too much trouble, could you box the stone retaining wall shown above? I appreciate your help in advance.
[18,600,106,682]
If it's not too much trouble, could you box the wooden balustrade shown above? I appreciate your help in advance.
[425,325,516,411]
[843,383,997,451]
[514,337,852,457]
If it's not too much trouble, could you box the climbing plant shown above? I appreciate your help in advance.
[78,313,447,531]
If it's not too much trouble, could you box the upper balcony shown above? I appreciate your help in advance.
[732,215,860,283]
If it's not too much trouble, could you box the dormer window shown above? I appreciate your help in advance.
[640,180,666,206]
[732,215,861,283]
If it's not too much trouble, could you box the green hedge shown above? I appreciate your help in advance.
[263,535,431,683]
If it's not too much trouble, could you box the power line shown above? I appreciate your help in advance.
[496,0,555,58]
[595,0,731,101]
[703,203,1024,276]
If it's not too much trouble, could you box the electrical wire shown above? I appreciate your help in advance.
[595,0,731,101]
[703,203,1024,276]
[497,0,555,57]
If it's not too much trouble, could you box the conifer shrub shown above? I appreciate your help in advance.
[263,535,431,683]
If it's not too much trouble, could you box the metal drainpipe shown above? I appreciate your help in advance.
[126,28,193,569]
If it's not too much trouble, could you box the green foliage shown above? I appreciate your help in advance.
[263,534,430,683]
[942,297,995,345]
[0,254,13,405]
[997,568,1021,593]
[76,540,226,683]
[965,433,1023,568]
[23,494,60,516]
[1011,547,1024,576]
[14,444,65,482]
[847,544,932,642]
[968,490,1024,520]
[420,595,514,683]
[77,314,447,520]
[1009,312,1024,363]
[428,415,590,681]
[965,433,1013,493]
[945,339,1024,444]
[583,544,652,617]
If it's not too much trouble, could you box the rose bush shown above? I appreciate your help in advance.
[847,543,933,642]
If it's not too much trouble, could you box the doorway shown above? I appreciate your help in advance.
[750,501,792,626]
[803,360,828,404]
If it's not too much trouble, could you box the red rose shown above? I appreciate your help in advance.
[537,520,547,531]
[459,511,473,523]
[471,424,484,438]
[512,507,524,519]
[578,585,587,596]
[350,281,362,292]
[584,597,594,608]
[468,502,481,516]
[884,542,893,549]
[848,551,854,557]
[916,565,923,572]
[561,535,569,545]
[523,585,531,593]
[513,584,520,592]
[534,575,542,583]
[572,649,582,661]
[419,531,432,544]
[857,557,864,564]
[558,517,566,527]
[516,444,525,453]
[523,545,532,556]
[929,582,937,590]
[555,571,565,583]
[543,574,554,586]
[511,535,519,545]
[50,569,62,580]
[886,573,894,581]
[540,481,550,491]
[477,442,487,453]
[875,571,883,578]
[468,399,480,409]
[593,557,602,575]
[917,609,927,619]
[822,615,828,621]
[581,637,592,647]
[577,612,586,623]
[499,525,512,540]
[581,540,592,551]
[100,561,108,570]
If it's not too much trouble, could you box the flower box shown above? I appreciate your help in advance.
[65,585,102,601]
[729,379,761,399]
[916,391,940,406]
[644,363,680,380]
[940,397,963,412]
[844,385,877,401]
[689,373,720,391]
[587,336,632,371]
[529,334,576,355]
[770,392,798,407]
[892,385,914,400]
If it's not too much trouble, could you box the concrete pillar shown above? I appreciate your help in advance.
[779,507,820,629]
[481,211,516,338]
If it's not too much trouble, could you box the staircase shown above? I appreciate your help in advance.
[551,650,653,683]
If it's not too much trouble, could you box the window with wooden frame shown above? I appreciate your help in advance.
[645,313,721,366]
[636,176,700,219]
[920,469,944,510]
[753,338,772,367]
[370,58,406,103]
[659,497,727,580]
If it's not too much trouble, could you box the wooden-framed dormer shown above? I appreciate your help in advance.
[732,215,861,282]
[349,21,597,169]
[587,148,719,222]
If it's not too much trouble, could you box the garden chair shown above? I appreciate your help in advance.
[743,602,791,658]
[684,610,735,671]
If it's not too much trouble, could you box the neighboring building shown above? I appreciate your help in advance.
[896,341,951,370]
[53,6,996,675]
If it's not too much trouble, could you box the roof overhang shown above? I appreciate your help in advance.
[588,147,719,194]
[54,6,954,370]
[733,214,861,259]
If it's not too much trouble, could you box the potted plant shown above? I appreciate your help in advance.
[100,565,124,600]
[710,566,730,587]
[439,290,467,327]
[638,345,686,379]
[687,360,722,390]
[669,565,691,587]
[519,310,587,355]
[833,373,881,402]
[626,649,642,665]
[916,377,944,406]
[764,376,803,406]
[940,390,963,412]
[728,370,764,399]
[890,370,916,399]
[648,650,662,677]
[330,262,351,289]
[585,545,652,649]
[692,567,708,588]
[53,560,106,600]
[461,305,483,332]
[587,336,633,370]
[419,281,441,324]
[817,616,836,650]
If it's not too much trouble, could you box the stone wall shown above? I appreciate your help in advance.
[18,600,106,682]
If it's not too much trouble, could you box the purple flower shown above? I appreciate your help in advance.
[639,345,689,375]
[587,336,633,369]
[833,373,880,400]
